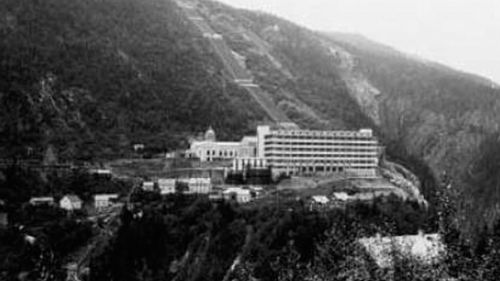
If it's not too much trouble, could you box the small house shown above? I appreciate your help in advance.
[186,178,212,194]
[333,192,350,201]
[223,187,252,203]
[59,195,83,211]
[94,194,119,209]
[158,179,176,195]
[142,181,155,192]
[311,195,329,205]
[309,195,330,211]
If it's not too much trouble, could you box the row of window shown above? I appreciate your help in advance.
[264,147,378,152]
[264,141,378,147]
[204,150,237,157]
[264,153,378,159]
[264,135,373,141]
[268,159,377,164]
[272,165,376,170]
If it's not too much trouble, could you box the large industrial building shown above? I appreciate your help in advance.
[186,127,257,162]
[256,125,381,178]
[186,124,381,178]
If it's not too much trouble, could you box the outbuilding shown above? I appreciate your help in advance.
[142,181,155,192]
[59,195,83,211]
[223,187,252,203]
[94,194,119,209]
[29,197,55,206]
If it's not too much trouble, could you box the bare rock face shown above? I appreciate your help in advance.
[325,43,382,125]
[324,34,500,229]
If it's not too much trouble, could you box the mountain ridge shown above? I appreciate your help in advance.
[325,31,500,88]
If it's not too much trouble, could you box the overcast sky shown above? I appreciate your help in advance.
[217,0,500,84]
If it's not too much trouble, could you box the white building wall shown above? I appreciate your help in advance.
[158,179,176,194]
[186,128,258,162]
[232,157,268,171]
[94,194,118,209]
[190,141,241,162]
[60,198,72,210]
[142,182,155,191]
[186,178,212,194]
[257,125,270,158]
[59,197,82,211]
[223,188,252,203]
[258,128,380,178]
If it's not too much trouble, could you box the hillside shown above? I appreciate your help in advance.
[183,0,500,232]
[89,194,435,281]
[322,32,500,231]
[1,0,500,233]
[0,0,268,161]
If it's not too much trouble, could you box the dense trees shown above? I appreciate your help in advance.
[0,0,266,160]
[323,32,500,238]
[0,165,133,280]
[0,166,131,207]
[87,186,500,281]
[89,193,437,281]
[0,205,93,281]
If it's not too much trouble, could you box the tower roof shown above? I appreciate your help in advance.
[204,126,216,141]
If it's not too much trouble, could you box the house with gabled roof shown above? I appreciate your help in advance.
[59,195,83,211]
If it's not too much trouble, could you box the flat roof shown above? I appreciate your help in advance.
[266,129,373,137]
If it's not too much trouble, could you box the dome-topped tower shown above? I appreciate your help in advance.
[204,126,216,142]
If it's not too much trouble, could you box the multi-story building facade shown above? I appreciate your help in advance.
[256,125,381,178]
[185,124,381,178]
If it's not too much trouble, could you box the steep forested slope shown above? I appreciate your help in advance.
[0,0,267,160]
[176,0,500,232]
[200,1,375,130]
[90,194,433,281]
[323,33,500,232]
